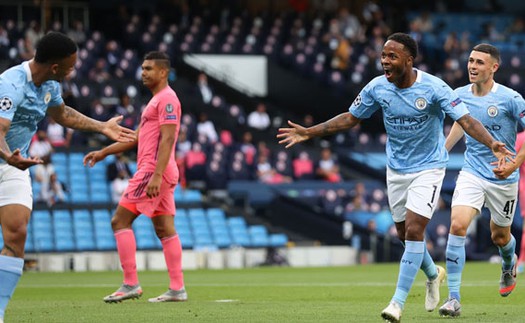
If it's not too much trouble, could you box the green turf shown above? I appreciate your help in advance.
[5,261,524,322]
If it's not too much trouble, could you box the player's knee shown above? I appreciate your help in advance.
[449,221,468,236]
[110,216,131,231]
[4,221,27,241]
[491,231,510,247]
[154,226,175,239]
[405,224,425,240]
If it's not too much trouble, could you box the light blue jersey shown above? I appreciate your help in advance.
[0,61,63,160]
[349,69,469,173]
[455,83,525,184]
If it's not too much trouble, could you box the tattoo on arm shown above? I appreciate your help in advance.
[60,106,101,132]
[322,123,330,136]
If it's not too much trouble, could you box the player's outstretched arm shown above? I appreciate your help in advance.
[277,112,360,148]
[456,114,515,167]
[493,135,525,179]
[47,104,136,143]
[84,133,139,168]
[0,118,42,170]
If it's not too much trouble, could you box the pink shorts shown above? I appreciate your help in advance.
[119,171,176,217]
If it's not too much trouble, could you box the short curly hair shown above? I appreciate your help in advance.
[387,32,418,59]
[34,32,77,63]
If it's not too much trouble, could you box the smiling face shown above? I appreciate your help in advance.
[467,49,499,86]
[381,40,413,87]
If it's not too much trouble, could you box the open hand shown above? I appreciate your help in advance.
[7,149,43,170]
[102,116,136,143]
[276,121,310,148]
[83,150,105,167]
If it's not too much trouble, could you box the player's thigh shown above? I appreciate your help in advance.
[485,181,518,227]
[0,204,31,237]
[0,164,32,210]
[451,171,486,212]
[405,168,445,219]
[386,167,411,223]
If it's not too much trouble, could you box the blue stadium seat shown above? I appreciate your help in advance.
[93,209,116,250]
[133,216,158,250]
[32,210,54,251]
[52,152,67,165]
[213,231,232,248]
[73,210,95,251]
[231,231,251,247]
[228,216,247,230]
[269,233,289,247]
[249,225,270,247]
[182,190,203,203]
[25,221,34,252]
[207,208,226,225]
[178,230,194,249]
[91,190,111,203]
[70,190,90,204]
[53,210,75,251]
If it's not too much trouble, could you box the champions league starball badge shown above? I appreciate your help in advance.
[0,97,13,111]
[487,105,498,117]
[352,94,362,107]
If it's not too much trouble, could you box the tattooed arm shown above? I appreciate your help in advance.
[47,103,136,143]
[277,112,360,148]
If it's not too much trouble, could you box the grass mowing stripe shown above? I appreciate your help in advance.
[17,281,502,288]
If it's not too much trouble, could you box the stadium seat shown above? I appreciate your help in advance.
[53,210,75,251]
[32,210,54,252]
[25,221,35,252]
[133,215,159,250]
[93,209,116,250]
[269,233,289,247]
[249,225,270,247]
[70,190,90,204]
[73,210,96,251]
[91,190,111,203]
[228,216,247,230]
[213,231,232,248]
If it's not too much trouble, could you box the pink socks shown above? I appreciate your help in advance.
[161,234,185,290]
[114,229,139,286]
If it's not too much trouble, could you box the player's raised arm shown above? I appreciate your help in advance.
[277,112,360,148]
[47,103,136,143]
[456,113,515,167]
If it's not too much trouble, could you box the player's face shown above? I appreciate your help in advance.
[52,52,77,81]
[467,50,498,85]
[381,40,412,85]
[141,60,164,88]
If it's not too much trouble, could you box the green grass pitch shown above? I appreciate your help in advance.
[6,262,524,322]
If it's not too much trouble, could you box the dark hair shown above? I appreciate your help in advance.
[144,51,171,69]
[34,32,77,63]
[472,43,501,64]
[387,32,418,59]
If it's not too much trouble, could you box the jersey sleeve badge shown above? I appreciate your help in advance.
[0,97,13,111]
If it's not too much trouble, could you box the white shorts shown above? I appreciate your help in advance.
[452,171,517,227]
[387,167,445,223]
[0,164,33,210]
